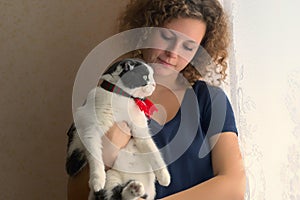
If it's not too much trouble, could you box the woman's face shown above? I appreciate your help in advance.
[143,18,206,77]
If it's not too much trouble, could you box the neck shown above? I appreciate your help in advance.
[154,73,189,91]
[154,73,177,87]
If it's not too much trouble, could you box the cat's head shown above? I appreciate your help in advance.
[101,58,156,98]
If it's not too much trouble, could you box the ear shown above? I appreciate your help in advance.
[121,59,135,72]
[102,60,122,75]
[125,62,135,71]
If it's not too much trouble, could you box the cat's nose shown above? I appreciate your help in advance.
[143,84,155,93]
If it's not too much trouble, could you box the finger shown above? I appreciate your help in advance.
[116,121,131,135]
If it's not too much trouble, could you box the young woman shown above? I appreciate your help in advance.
[67,0,246,199]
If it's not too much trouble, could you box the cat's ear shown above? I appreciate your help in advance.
[121,59,135,72]
[103,60,122,75]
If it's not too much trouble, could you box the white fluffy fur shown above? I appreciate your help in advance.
[68,62,170,200]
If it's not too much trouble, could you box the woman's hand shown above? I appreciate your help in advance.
[106,121,131,148]
[102,121,131,169]
[67,122,131,200]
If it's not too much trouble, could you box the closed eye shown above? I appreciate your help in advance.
[160,30,175,41]
[183,42,198,52]
[183,45,194,51]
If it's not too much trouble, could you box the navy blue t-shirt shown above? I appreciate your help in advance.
[149,80,238,199]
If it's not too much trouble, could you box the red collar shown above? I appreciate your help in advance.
[100,80,158,119]
[133,98,158,119]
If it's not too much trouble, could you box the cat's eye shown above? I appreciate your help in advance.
[143,75,149,81]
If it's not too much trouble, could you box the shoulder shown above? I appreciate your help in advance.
[192,80,227,104]
[192,80,238,135]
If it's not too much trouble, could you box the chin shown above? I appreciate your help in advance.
[131,86,155,99]
[153,65,177,77]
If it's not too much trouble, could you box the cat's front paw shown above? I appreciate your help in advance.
[154,168,171,186]
[89,175,106,194]
[122,180,147,200]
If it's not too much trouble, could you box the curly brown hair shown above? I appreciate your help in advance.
[118,0,230,84]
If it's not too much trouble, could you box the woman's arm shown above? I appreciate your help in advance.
[67,122,131,200]
[161,132,246,200]
[102,122,131,169]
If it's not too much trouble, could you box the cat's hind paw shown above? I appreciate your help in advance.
[122,180,147,200]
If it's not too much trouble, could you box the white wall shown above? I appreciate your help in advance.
[232,0,300,199]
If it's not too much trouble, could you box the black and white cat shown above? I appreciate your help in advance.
[66,59,171,200]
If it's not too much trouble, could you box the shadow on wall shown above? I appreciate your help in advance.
[0,0,128,199]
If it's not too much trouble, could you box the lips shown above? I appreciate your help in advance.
[157,57,175,67]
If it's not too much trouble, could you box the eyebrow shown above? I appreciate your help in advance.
[185,40,198,45]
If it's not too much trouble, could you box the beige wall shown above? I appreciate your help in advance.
[0,0,128,199]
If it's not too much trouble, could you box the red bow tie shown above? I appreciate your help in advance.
[100,80,158,119]
[134,98,158,119]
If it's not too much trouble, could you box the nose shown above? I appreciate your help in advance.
[165,41,180,58]
[143,83,156,93]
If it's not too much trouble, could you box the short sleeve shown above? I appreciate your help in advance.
[222,95,238,134]
[193,81,238,137]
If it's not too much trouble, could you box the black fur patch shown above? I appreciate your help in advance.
[94,189,107,200]
[65,148,87,176]
[110,185,123,200]
[66,123,87,176]
[109,180,134,200]
[66,123,76,148]
[103,60,123,76]
[140,194,148,199]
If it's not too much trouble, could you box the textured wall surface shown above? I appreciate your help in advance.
[0,0,127,199]
[232,0,300,199]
